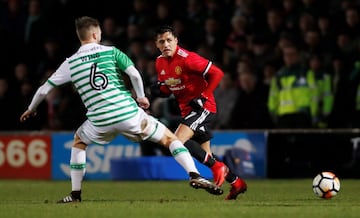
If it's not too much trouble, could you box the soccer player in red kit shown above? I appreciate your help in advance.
[152,25,247,200]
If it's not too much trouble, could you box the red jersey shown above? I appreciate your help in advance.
[155,46,223,117]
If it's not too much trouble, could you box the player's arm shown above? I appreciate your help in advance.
[20,60,70,122]
[20,82,54,122]
[202,63,224,99]
[123,65,149,109]
[113,47,149,109]
[187,54,224,109]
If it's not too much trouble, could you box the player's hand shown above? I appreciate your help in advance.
[20,110,37,122]
[149,81,162,97]
[189,96,207,110]
[149,81,170,98]
[137,97,150,110]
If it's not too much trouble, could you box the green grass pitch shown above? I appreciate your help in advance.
[0,179,359,218]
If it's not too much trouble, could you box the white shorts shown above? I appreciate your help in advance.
[76,109,166,145]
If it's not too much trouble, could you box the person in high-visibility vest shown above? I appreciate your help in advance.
[268,44,318,128]
[307,54,333,128]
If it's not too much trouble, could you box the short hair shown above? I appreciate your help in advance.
[154,25,177,39]
[75,16,100,41]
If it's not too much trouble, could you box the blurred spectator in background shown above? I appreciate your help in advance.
[232,0,265,34]
[223,35,249,69]
[24,0,47,71]
[201,16,225,62]
[204,0,223,20]
[273,31,297,59]
[0,78,17,130]
[307,54,334,128]
[317,14,335,64]
[35,37,65,81]
[297,12,316,43]
[126,38,146,63]
[170,18,192,49]
[213,71,238,129]
[144,38,161,59]
[347,56,360,128]
[250,35,274,77]
[327,54,353,128]
[282,0,301,31]
[262,60,279,90]
[268,44,317,128]
[182,0,206,50]
[342,6,360,42]
[230,68,272,129]
[1,0,27,70]
[225,14,250,51]
[261,8,286,48]
[154,0,174,26]
[9,62,33,96]
[299,0,322,17]
[332,31,357,67]
[302,28,323,62]
[124,23,143,49]
[128,0,152,31]
[101,16,124,48]
[3,0,360,131]
[14,80,47,130]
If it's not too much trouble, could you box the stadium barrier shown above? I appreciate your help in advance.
[0,129,359,180]
[266,128,360,178]
[110,156,213,180]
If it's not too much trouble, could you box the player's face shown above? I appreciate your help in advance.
[155,31,178,58]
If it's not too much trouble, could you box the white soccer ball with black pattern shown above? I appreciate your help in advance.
[312,172,340,199]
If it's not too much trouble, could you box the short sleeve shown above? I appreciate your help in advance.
[113,47,134,71]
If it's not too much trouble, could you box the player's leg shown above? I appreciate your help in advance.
[197,136,247,200]
[174,123,215,165]
[57,134,86,203]
[140,112,223,195]
[175,125,217,170]
[57,120,116,203]
[176,110,228,186]
[155,127,223,195]
[175,123,215,166]
[178,109,247,197]
[210,149,247,200]
[190,136,247,200]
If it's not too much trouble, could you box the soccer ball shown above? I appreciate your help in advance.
[312,172,340,199]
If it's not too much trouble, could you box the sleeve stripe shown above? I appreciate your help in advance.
[202,61,212,77]
[47,80,57,87]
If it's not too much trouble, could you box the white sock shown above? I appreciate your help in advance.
[169,140,199,174]
[70,147,86,191]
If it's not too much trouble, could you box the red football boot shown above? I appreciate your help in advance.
[211,161,229,186]
[225,177,247,200]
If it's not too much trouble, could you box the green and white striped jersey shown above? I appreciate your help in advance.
[47,43,139,127]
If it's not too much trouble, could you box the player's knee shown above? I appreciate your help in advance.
[73,134,87,150]
[159,128,178,147]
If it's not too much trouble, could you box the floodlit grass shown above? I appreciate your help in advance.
[0,179,359,218]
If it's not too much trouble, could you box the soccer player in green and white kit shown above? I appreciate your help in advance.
[20,16,222,203]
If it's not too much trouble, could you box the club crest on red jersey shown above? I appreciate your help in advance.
[175,66,182,75]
